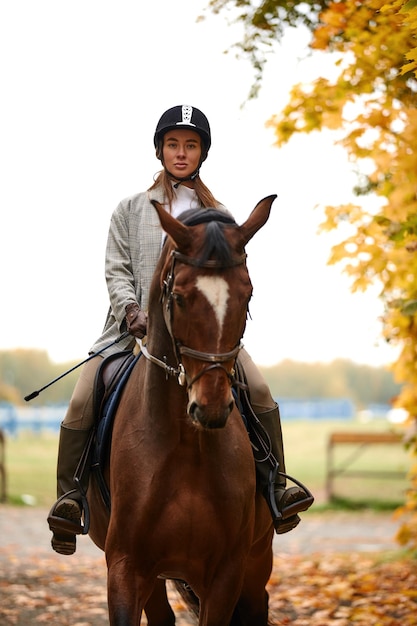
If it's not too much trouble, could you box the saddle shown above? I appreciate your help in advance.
[93,350,137,430]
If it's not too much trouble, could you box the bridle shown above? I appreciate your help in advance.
[138,248,248,390]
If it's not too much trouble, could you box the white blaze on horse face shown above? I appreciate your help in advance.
[196,275,229,334]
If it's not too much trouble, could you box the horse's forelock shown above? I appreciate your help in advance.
[178,207,236,228]
[177,208,236,266]
[199,221,233,266]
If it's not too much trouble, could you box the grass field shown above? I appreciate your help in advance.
[1,418,411,509]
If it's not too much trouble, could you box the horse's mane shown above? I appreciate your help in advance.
[177,207,237,267]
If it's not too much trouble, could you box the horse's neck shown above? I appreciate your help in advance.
[143,314,187,407]
[147,315,176,366]
[143,250,190,423]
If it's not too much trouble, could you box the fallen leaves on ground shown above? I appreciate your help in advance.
[268,552,417,625]
[0,548,416,625]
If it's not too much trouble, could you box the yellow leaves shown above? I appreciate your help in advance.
[271,0,416,145]
[325,203,371,230]
[267,78,350,145]
[267,553,417,625]
[3,549,417,625]
[403,0,417,10]
[395,511,417,545]
[0,554,109,625]
[319,204,349,232]
[400,2,417,76]
[312,2,348,50]
[311,0,409,68]
[402,46,417,75]
[266,0,417,548]
[312,25,334,51]
[401,48,417,66]
[322,108,344,130]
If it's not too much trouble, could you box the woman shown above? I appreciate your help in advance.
[48,105,313,555]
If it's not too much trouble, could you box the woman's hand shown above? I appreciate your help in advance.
[125,303,148,338]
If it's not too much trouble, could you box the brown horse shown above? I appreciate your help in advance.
[87,195,277,625]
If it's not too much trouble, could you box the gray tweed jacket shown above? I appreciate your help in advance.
[90,186,166,356]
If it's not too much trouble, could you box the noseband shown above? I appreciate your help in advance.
[138,247,248,390]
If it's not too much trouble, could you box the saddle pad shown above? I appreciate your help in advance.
[92,352,141,508]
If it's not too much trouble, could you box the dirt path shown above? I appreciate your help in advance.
[1,506,413,625]
[0,506,400,558]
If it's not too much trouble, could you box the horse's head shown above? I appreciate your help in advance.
[150,195,276,430]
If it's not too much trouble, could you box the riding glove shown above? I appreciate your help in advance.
[125,303,148,338]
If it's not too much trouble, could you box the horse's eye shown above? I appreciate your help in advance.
[173,293,185,308]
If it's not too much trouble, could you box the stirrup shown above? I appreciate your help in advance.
[269,475,314,535]
[265,468,314,522]
[275,485,314,520]
[48,492,83,556]
[47,489,89,536]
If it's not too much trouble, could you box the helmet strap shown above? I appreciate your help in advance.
[168,168,200,188]
[162,154,203,186]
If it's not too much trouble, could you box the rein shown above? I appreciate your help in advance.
[136,338,187,386]
[138,247,248,389]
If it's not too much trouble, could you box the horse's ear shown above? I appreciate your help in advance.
[238,195,277,247]
[150,199,192,249]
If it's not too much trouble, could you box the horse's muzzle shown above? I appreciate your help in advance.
[187,399,234,429]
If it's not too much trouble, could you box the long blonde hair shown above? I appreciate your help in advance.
[148,170,220,212]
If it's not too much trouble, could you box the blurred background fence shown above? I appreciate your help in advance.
[0,398,393,437]
[0,403,68,437]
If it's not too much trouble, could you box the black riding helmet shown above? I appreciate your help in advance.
[154,105,211,182]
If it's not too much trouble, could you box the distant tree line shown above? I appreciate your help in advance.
[259,359,401,407]
[0,349,81,406]
[0,349,401,408]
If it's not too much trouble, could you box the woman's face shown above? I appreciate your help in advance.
[162,129,202,181]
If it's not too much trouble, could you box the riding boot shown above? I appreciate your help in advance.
[254,404,314,534]
[47,424,91,555]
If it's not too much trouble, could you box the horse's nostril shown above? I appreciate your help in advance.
[187,400,232,430]
[188,401,199,420]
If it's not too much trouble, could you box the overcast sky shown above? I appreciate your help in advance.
[0,0,398,368]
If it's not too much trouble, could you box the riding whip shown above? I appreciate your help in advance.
[24,332,129,402]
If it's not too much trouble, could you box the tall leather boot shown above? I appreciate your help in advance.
[254,404,314,534]
[47,424,92,555]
